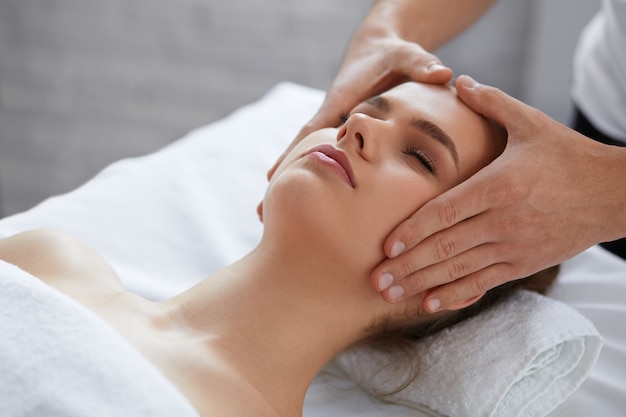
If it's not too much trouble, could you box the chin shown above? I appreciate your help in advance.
[262,170,382,271]
[263,169,337,241]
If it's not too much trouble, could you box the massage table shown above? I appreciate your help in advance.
[0,82,624,417]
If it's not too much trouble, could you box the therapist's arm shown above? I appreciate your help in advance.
[372,75,626,311]
[267,0,497,179]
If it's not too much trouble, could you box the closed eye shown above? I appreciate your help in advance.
[342,111,437,174]
[403,148,437,174]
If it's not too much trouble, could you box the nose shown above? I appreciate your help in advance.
[336,113,380,161]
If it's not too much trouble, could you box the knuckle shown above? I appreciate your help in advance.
[500,216,527,236]
[400,216,424,246]
[448,285,464,305]
[488,175,513,201]
[403,274,426,295]
[396,41,422,60]
[470,274,490,295]
[410,50,437,67]
[484,86,505,105]
[446,260,466,282]
[398,258,416,279]
[519,105,547,129]
[505,175,530,198]
[438,200,459,228]
[435,236,456,260]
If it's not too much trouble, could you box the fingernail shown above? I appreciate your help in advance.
[427,298,441,312]
[459,75,478,89]
[387,285,405,302]
[427,62,446,72]
[390,241,405,258]
[378,272,394,291]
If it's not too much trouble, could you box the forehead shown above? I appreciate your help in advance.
[381,82,502,180]
[382,82,463,116]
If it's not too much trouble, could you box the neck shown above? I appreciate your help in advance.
[162,241,385,416]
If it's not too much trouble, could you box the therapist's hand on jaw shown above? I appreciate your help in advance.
[372,75,626,312]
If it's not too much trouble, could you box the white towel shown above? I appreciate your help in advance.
[334,290,602,417]
[0,260,200,417]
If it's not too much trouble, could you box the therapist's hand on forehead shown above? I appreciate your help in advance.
[267,0,626,313]
[266,0,497,175]
[265,0,458,179]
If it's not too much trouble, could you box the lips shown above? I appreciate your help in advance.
[305,144,356,188]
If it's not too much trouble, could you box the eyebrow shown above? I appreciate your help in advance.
[365,95,460,170]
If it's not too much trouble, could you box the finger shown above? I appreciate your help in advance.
[423,263,516,312]
[383,171,494,259]
[455,75,536,130]
[374,214,491,290]
[379,242,500,303]
[297,102,345,142]
[386,41,453,84]
[422,63,454,84]
[256,201,264,223]
[267,142,297,181]
[343,48,452,106]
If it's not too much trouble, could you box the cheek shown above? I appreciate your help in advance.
[262,157,440,273]
[373,166,437,219]
[348,170,440,257]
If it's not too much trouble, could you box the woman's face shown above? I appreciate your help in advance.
[263,82,505,273]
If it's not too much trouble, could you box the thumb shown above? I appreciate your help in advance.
[455,75,528,127]
[407,60,453,85]
[406,61,453,86]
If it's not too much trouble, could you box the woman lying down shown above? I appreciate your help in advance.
[0,82,557,417]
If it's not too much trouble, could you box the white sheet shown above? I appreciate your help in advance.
[0,82,624,417]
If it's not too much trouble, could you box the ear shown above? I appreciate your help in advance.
[256,201,264,223]
[446,293,485,311]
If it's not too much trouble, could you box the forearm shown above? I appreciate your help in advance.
[274,0,472,175]
[596,144,626,241]
[362,0,498,51]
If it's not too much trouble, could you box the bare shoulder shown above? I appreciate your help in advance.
[177,350,283,417]
[0,228,124,296]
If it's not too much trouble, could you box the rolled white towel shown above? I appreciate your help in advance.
[334,290,602,417]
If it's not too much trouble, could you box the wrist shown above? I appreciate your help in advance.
[602,144,626,241]
[363,0,497,51]
[365,0,435,48]
[355,1,404,42]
